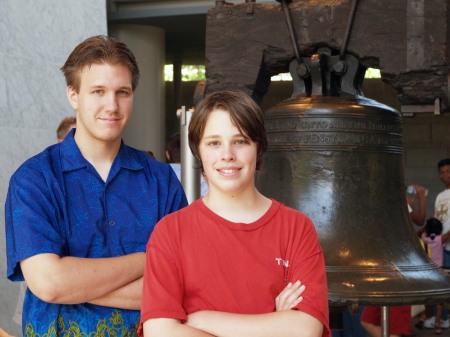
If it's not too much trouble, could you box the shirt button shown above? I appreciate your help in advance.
[109,220,115,226]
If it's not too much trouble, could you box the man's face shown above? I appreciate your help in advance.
[67,63,134,147]
[439,164,450,188]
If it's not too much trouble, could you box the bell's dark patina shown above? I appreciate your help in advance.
[256,50,450,306]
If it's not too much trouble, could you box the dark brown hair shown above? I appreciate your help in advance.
[438,158,450,170]
[188,89,268,173]
[166,132,181,163]
[60,35,140,92]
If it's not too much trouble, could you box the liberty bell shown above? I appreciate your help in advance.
[256,48,450,306]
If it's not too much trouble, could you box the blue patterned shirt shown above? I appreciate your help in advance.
[5,129,188,337]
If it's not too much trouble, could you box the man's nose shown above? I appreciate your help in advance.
[105,93,119,112]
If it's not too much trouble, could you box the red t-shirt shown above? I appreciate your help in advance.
[361,306,412,334]
[139,199,330,337]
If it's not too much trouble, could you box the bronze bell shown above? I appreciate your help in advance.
[256,50,450,306]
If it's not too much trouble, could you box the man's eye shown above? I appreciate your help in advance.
[93,90,104,94]
[235,139,247,145]
[118,90,130,96]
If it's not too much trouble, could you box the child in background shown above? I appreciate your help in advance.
[420,217,450,334]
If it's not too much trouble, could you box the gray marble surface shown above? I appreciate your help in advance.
[0,1,107,335]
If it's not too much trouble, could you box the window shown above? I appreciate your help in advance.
[164,65,206,82]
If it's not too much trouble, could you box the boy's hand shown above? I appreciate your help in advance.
[275,280,305,311]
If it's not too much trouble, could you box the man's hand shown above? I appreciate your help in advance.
[275,280,305,311]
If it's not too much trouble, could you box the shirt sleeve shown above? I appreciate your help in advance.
[149,158,187,218]
[5,163,66,281]
[288,213,330,337]
[140,217,186,330]
[166,167,189,213]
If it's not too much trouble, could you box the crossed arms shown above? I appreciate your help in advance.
[143,281,324,337]
[21,252,145,309]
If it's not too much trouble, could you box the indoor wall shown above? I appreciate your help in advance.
[0,1,107,334]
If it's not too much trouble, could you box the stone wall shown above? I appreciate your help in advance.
[0,1,107,334]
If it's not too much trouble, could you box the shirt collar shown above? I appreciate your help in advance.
[60,129,143,172]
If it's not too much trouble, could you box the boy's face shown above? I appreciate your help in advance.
[67,62,134,147]
[439,164,450,188]
[198,108,258,196]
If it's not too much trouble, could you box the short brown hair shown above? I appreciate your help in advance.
[60,35,140,92]
[56,116,76,140]
[188,89,268,173]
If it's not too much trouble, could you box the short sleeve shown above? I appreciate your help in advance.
[165,166,188,214]
[140,217,186,326]
[288,213,330,337]
[5,163,66,281]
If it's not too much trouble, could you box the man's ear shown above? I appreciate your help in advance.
[66,86,78,110]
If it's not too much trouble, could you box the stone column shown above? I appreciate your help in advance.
[110,25,166,160]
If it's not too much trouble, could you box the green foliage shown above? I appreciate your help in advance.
[165,65,206,82]
[164,65,379,82]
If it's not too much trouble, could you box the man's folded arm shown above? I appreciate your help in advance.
[21,252,145,305]
[89,277,143,309]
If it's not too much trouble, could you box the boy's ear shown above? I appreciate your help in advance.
[66,86,78,110]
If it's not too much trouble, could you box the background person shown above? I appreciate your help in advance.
[420,217,450,334]
[419,159,450,330]
[361,306,412,337]
[5,35,187,337]
[436,159,450,267]
[56,115,76,142]
[407,184,427,226]
[360,188,427,337]
[0,327,14,337]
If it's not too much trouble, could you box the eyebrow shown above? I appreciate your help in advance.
[88,84,132,91]
[202,133,244,139]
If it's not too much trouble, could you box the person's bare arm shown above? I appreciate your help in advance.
[89,277,143,310]
[183,281,318,337]
[0,327,15,337]
[142,281,307,337]
[21,252,145,305]
[442,231,450,244]
[144,319,216,337]
[186,310,323,337]
[409,185,427,226]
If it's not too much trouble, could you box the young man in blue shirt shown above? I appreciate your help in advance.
[5,35,187,337]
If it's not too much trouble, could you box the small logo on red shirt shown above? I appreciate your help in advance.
[275,258,289,267]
